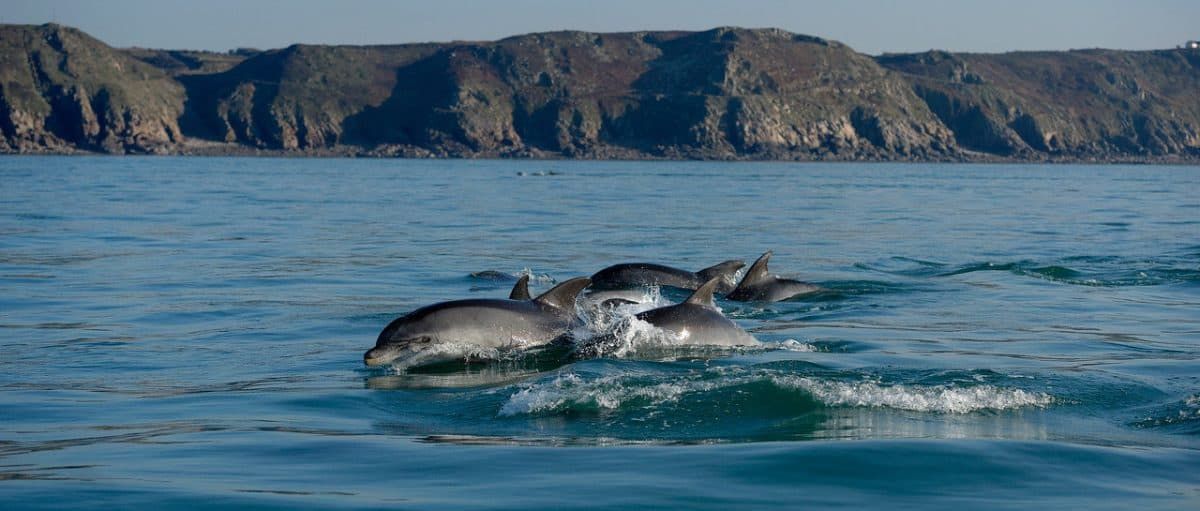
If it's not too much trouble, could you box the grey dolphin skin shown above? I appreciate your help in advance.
[635,278,758,346]
[364,277,592,367]
[590,259,745,294]
[508,274,531,300]
[726,251,820,302]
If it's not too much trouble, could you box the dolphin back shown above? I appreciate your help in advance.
[590,263,703,289]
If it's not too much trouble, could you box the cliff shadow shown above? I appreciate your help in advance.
[176,50,288,147]
[339,50,461,150]
[599,31,734,154]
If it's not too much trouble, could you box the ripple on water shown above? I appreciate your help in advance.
[5,159,1200,509]
[936,258,1200,287]
[1130,394,1200,435]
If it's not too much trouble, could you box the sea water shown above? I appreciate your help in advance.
[1,157,1197,509]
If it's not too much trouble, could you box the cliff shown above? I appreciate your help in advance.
[0,24,185,153]
[877,49,1200,160]
[1,23,1198,162]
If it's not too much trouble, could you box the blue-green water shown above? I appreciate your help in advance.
[2,157,1198,509]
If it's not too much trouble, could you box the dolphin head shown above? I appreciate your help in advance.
[364,314,437,367]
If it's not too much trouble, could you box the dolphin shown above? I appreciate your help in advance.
[725,251,820,302]
[364,277,592,367]
[589,259,745,294]
[634,277,758,346]
[508,274,531,300]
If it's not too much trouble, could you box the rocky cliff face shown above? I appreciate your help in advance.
[1,23,1198,161]
[877,49,1200,160]
[0,24,185,153]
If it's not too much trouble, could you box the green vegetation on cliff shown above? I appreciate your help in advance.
[1,23,1197,161]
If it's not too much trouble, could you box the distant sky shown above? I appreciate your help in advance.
[2,0,1197,54]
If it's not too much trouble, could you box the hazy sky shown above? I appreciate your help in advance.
[2,0,1197,55]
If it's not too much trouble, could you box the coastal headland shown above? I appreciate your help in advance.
[2,23,1198,162]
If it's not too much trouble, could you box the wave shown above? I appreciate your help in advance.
[769,375,1054,414]
[1130,394,1200,435]
[500,372,698,416]
[856,254,1200,287]
[937,259,1200,287]
[499,369,1054,417]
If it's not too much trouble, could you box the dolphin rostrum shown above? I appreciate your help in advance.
[726,251,820,302]
[634,277,758,346]
[590,259,745,294]
[364,277,592,367]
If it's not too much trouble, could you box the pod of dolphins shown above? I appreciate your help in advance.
[364,250,819,368]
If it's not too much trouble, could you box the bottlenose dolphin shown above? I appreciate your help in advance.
[634,278,758,346]
[726,251,820,302]
[590,259,745,293]
[508,275,531,300]
[364,277,592,367]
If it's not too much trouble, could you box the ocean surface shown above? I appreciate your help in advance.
[1,156,1198,509]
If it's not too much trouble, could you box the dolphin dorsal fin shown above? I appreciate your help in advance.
[685,277,721,308]
[508,275,531,300]
[534,277,592,310]
[734,251,773,292]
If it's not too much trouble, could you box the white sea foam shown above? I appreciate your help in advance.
[770,375,1055,413]
[574,315,695,358]
[569,286,779,359]
[570,286,687,357]
[499,369,1055,416]
[499,374,696,417]
[1184,394,1200,417]
[499,371,740,416]
[777,339,818,352]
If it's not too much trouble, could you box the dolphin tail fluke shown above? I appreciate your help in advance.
[508,274,532,300]
[534,277,592,311]
[685,277,722,308]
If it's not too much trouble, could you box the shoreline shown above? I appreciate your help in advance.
[4,145,1197,165]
